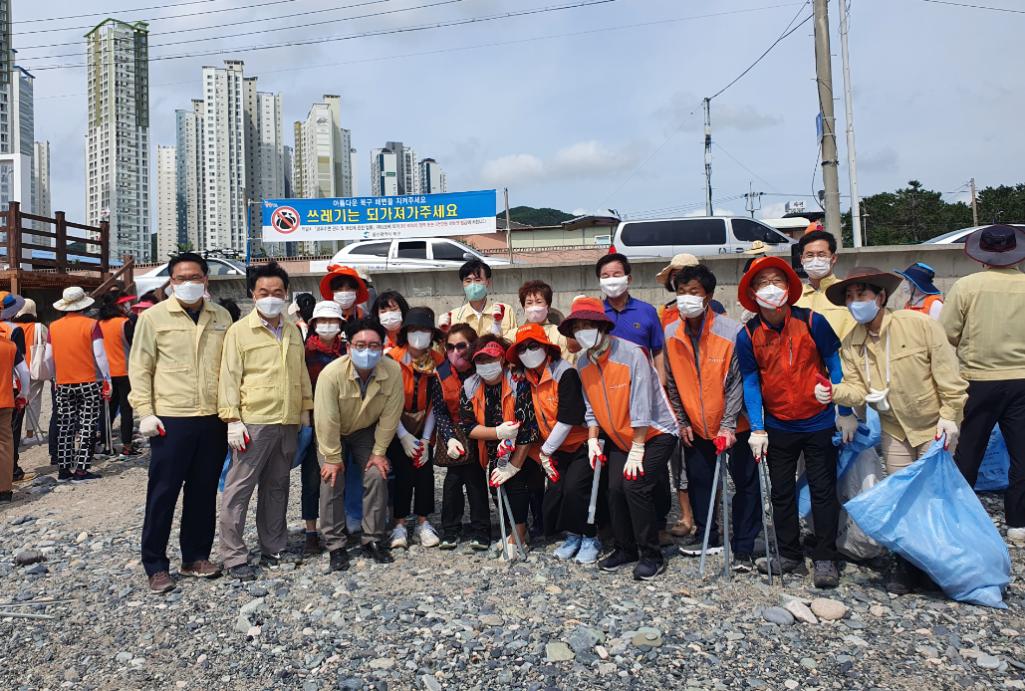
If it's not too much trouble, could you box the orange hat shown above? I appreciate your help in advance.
[505,323,561,366]
[737,256,804,314]
[319,264,369,303]
[557,296,612,337]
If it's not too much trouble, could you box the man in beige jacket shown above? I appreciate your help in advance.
[315,318,403,571]
[218,262,313,581]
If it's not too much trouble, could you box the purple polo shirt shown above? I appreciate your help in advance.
[603,295,664,355]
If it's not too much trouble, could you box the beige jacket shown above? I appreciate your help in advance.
[833,309,968,447]
[447,298,518,338]
[128,297,232,418]
[218,308,313,424]
[796,274,856,340]
[314,355,404,463]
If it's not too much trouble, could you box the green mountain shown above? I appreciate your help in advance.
[498,206,575,227]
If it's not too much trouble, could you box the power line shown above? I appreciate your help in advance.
[13,0,218,24]
[713,141,775,191]
[919,0,1025,14]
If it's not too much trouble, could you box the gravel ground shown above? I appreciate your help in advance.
[2,435,1024,691]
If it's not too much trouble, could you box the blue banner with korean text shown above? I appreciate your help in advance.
[261,190,497,243]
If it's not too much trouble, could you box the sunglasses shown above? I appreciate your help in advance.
[445,342,469,352]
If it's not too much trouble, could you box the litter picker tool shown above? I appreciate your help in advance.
[756,452,782,586]
[699,452,733,579]
[499,485,527,560]
[586,440,605,525]
[496,477,509,561]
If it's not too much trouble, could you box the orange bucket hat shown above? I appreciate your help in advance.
[319,264,369,303]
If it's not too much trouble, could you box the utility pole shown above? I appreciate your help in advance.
[813,0,843,248]
[970,177,979,226]
[838,0,862,248]
[703,97,713,216]
[744,182,763,218]
[504,187,513,263]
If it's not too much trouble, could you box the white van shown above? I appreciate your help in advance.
[611,216,794,258]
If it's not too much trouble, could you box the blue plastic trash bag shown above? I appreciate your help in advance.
[799,408,881,518]
[292,426,313,469]
[218,450,232,493]
[845,441,1011,608]
[975,427,1009,492]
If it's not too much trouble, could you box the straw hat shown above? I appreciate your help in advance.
[53,286,94,312]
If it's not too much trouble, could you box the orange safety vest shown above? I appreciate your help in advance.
[665,312,749,440]
[525,359,588,455]
[464,369,517,468]
[906,294,942,316]
[50,313,100,385]
[99,317,129,378]
[435,359,463,422]
[0,338,15,408]
[578,341,662,452]
[21,322,35,366]
[387,345,444,413]
[745,306,829,422]
[660,301,680,330]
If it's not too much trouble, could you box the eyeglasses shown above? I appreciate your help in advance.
[350,343,383,353]
[445,342,469,352]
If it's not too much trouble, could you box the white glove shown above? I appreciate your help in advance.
[139,415,165,438]
[399,434,422,459]
[936,418,959,450]
[489,461,520,486]
[749,431,769,461]
[491,305,505,335]
[446,438,465,459]
[495,420,520,440]
[539,452,560,483]
[814,381,833,405]
[228,421,250,452]
[588,438,606,470]
[836,414,858,444]
[414,438,430,468]
[300,410,311,427]
[438,311,452,330]
[623,442,645,480]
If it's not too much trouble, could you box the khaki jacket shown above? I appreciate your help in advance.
[833,310,967,447]
[796,274,856,340]
[218,308,313,424]
[314,355,404,463]
[128,297,232,418]
[447,298,518,338]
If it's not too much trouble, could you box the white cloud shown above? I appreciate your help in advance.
[654,91,782,133]
[859,148,899,173]
[684,207,734,217]
[480,140,641,187]
[480,154,545,186]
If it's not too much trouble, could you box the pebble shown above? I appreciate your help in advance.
[480,614,503,627]
[810,598,848,621]
[762,607,795,626]
[75,531,88,544]
[977,654,1002,670]
[800,657,817,670]
[420,675,442,691]
[784,681,799,690]
[783,599,818,625]
[234,615,252,635]
[631,627,663,648]
[13,548,43,565]
[368,657,395,670]
[23,562,47,575]
[545,641,575,662]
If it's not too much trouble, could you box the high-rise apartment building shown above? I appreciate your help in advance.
[155,145,177,261]
[174,101,203,251]
[418,157,447,194]
[370,148,398,196]
[31,139,50,240]
[85,19,150,262]
[0,64,33,219]
[0,0,11,87]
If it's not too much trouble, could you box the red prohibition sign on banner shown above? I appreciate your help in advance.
[271,206,300,234]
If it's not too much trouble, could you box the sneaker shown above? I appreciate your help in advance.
[229,564,256,581]
[554,534,582,560]
[361,541,394,564]
[303,532,323,557]
[885,556,917,596]
[813,560,840,589]
[633,557,667,581]
[12,464,25,482]
[390,524,408,550]
[148,571,176,594]
[71,470,102,483]
[57,468,73,482]
[469,537,490,552]
[598,549,638,572]
[260,552,287,568]
[0,491,12,503]
[757,556,807,576]
[329,548,350,572]
[732,553,757,573]
[669,519,695,538]
[119,443,142,458]
[501,539,523,561]
[180,559,221,578]
[439,534,460,550]
[678,532,722,557]
[575,537,602,565]
[1008,527,1025,546]
[416,521,440,548]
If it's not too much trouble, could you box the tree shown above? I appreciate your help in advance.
[845,180,972,245]
[976,184,1025,226]
[497,206,574,227]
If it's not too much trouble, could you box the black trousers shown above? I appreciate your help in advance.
[11,397,23,464]
[141,415,228,576]
[685,432,762,554]
[541,446,598,538]
[387,437,435,519]
[955,378,1025,528]
[300,432,320,522]
[492,460,542,525]
[607,433,675,560]
[108,376,133,445]
[765,426,839,562]
[441,462,490,540]
[48,382,57,463]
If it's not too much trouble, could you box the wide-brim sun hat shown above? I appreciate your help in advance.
[737,256,804,314]
[52,286,94,312]
[825,267,904,307]
[319,264,369,302]
[0,291,26,320]
[964,224,1025,267]
[505,323,561,366]
[308,300,343,328]
[895,262,940,295]
[399,306,444,344]
[15,298,36,318]
[557,296,613,337]
[654,253,700,288]
[743,240,768,255]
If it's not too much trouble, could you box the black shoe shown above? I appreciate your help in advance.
[12,465,24,482]
[732,553,757,572]
[439,534,460,550]
[598,549,638,572]
[360,541,394,564]
[329,548,350,572]
[229,564,256,581]
[71,470,101,483]
[260,552,282,567]
[57,468,73,482]
[469,537,490,552]
[0,491,12,503]
[813,560,840,589]
[885,556,917,595]
[678,531,722,557]
[303,532,324,557]
[757,555,807,576]
[633,557,667,581]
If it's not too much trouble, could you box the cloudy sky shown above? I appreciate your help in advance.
[15,0,1025,225]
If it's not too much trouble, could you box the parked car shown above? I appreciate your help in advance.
[310,237,508,273]
[923,224,1025,244]
[611,216,794,259]
[135,257,247,296]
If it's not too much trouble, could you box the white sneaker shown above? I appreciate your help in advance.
[1008,527,1025,546]
[416,521,440,548]
[390,524,408,549]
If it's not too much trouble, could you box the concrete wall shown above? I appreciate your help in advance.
[207,244,983,322]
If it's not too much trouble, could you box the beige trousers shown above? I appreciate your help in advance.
[880,434,930,476]
[320,425,389,550]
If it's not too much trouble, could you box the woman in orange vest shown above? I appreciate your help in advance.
[505,323,600,564]
[386,306,445,551]
[431,323,486,550]
[371,290,410,353]
[0,334,29,502]
[459,335,540,559]
[98,293,140,457]
[896,262,944,320]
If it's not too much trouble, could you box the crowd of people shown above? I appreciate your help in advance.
[1,223,1022,599]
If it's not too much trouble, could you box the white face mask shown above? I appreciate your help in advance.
[518,347,547,370]
[407,330,432,350]
[255,296,286,318]
[172,281,206,304]
[802,257,832,280]
[378,310,403,330]
[676,294,706,319]
[475,361,503,382]
[525,306,548,324]
[754,284,788,310]
[599,276,629,298]
[574,328,600,350]
[316,323,340,339]
[334,290,357,309]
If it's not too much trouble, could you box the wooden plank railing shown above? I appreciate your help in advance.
[2,201,110,277]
